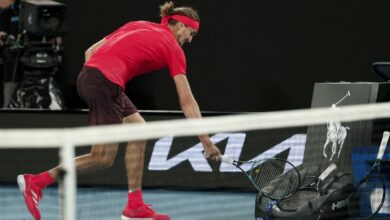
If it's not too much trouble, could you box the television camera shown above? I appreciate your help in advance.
[1,0,67,109]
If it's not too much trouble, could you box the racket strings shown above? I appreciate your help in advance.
[252,159,283,189]
[251,159,300,199]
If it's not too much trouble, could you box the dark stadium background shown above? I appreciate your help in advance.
[57,0,390,111]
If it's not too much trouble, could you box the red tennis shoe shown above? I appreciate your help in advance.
[121,204,170,220]
[17,174,43,220]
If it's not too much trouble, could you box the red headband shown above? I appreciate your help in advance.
[161,14,200,32]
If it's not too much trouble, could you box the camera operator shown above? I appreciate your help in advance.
[0,0,21,107]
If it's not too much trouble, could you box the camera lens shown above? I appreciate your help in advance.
[39,8,63,31]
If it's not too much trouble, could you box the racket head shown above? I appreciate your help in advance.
[249,158,301,200]
[348,175,386,218]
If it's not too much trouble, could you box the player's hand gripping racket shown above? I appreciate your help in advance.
[221,155,301,200]
[348,131,390,219]
[277,163,337,212]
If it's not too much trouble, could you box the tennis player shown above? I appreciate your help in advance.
[17,2,221,220]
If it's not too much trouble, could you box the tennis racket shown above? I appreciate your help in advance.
[221,155,301,200]
[277,163,337,212]
[348,131,390,219]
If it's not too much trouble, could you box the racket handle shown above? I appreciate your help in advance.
[221,155,234,164]
[318,163,337,181]
[377,131,390,160]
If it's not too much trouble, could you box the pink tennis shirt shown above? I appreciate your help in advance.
[84,21,186,90]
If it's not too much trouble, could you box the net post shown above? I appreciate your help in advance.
[59,134,76,220]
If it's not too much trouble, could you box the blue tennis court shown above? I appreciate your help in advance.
[0,186,255,220]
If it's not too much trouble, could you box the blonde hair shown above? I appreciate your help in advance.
[159,1,200,22]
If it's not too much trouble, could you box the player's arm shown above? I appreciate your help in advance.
[85,38,106,61]
[173,74,221,160]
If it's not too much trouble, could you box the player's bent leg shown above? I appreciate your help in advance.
[17,143,118,220]
[70,143,119,175]
[123,112,146,190]
[121,113,169,220]
[123,112,145,124]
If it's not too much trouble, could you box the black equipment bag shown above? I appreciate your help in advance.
[255,163,355,220]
